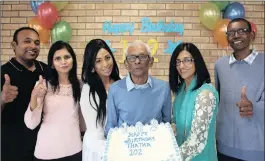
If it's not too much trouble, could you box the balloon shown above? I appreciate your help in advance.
[51,2,69,11]
[51,21,72,43]
[37,2,59,29]
[30,0,46,15]
[28,17,50,44]
[199,2,221,30]
[213,19,231,48]
[224,2,245,20]
[212,1,230,11]
[250,22,257,34]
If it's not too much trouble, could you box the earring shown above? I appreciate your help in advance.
[178,77,181,84]
[51,65,54,69]
[91,68,95,73]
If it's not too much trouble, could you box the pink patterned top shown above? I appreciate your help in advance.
[24,83,82,160]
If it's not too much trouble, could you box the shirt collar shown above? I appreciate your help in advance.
[9,57,44,72]
[9,57,27,71]
[126,74,152,91]
[229,50,258,65]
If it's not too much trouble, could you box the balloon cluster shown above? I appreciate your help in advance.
[29,1,72,44]
[199,1,257,48]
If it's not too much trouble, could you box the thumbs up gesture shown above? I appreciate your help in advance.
[1,74,18,105]
[236,86,253,118]
[32,75,47,99]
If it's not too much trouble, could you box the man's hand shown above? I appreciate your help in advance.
[1,74,18,105]
[236,86,253,118]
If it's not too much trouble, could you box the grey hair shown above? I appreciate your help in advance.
[125,40,151,56]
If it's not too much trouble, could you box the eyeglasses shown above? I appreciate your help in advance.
[126,55,150,62]
[226,28,250,37]
[176,57,194,66]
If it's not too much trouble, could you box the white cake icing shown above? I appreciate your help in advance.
[103,119,182,161]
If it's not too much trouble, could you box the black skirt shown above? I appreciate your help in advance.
[34,151,82,161]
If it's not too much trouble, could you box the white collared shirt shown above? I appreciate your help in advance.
[229,49,258,65]
[126,74,153,91]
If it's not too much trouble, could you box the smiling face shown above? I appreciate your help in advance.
[53,48,73,75]
[12,29,40,63]
[94,48,114,79]
[227,20,254,51]
[176,50,195,83]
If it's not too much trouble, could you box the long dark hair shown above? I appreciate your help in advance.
[82,39,120,127]
[47,41,81,103]
[169,42,211,94]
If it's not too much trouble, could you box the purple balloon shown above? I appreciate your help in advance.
[224,2,245,20]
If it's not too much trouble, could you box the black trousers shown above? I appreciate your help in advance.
[1,154,35,161]
[34,151,82,161]
[1,127,37,161]
[218,152,244,161]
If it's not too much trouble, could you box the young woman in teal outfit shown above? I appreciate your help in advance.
[169,43,219,161]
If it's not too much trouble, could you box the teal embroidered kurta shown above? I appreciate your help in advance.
[173,78,219,161]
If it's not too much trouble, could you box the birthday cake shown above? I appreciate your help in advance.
[103,119,182,161]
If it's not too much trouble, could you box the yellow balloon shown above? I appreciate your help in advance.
[147,39,159,62]
[119,39,159,63]
[199,2,221,30]
[51,2,68,11]
[119,40,128,63]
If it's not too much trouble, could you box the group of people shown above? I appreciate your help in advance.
[1,18,264,161]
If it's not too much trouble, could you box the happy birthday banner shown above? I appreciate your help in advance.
[28,1,257,60]
[102,17,184,63]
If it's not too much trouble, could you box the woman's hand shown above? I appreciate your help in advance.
[30,75,47,111]
[32,75,47,99]
[171,123,177,136]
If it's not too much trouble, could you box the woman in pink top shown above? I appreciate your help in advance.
[24,41,83,161]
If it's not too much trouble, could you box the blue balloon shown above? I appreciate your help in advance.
[30,1,46,15]
[224,2,245,20]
